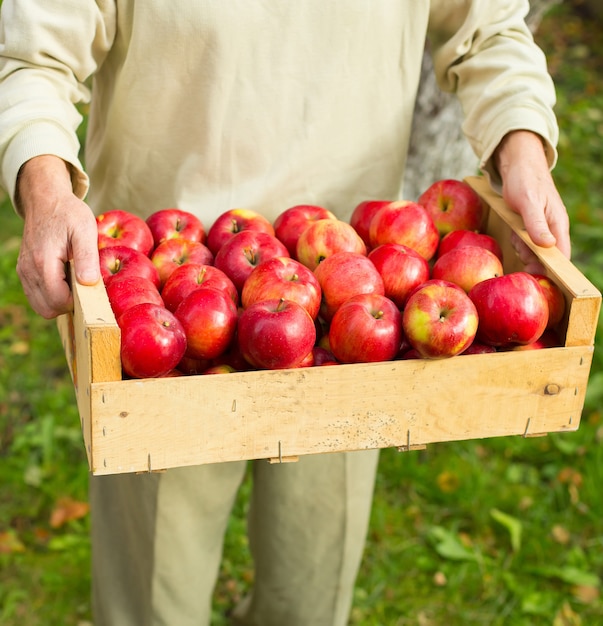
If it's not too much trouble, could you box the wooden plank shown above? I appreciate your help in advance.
[86,346,592,474]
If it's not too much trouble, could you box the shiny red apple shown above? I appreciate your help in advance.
[437,229,503,262]
[273,204,337,258]
[118,302,187,379]
[296,218,367,271]
[431,245,504,293]
[533,274,566,329]
[161,263,238,312]
[313,251,385,322]
[468,272,549,347]
[402,280,479,358]
[417,178,485,236]
[349,200,392,249]
[105,274,164,320]
[150,237,214,288]
[368,200,439,261]
[145,208,206,247]
[174,287,239,360]
[96,209,155,256]
[237,298,316,370]
[368,243,430,308]
[241,256,322,320]
[206,208,275,255]
[328,293,402,363]
[214,230,289,294]
[99,245,161,288]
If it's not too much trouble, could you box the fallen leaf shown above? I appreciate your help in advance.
[572,584,600,604]
[49,497,90,529]
[436,470,460,493]
[0,529,26,554]
[553,600,582,626]
[551,524,571,545]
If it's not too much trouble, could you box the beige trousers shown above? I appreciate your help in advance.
[90,449,380,626]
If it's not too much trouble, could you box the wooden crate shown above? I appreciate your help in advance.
[56,176,601,475]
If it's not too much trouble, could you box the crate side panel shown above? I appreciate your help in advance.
[57,312,93,469]
[468,176,601,347]
[87,347,592,475]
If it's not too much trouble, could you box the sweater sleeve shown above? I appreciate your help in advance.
[0,0,116,208]
[427,0,558,186]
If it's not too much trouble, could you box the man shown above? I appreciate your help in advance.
[0,1,570,624]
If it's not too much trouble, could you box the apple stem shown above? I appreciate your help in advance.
[244,247,257,265]
[374,309,385,320]
[276,298,287,312]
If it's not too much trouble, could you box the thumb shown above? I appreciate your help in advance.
[523,214,557,249]
[71,226,101,286]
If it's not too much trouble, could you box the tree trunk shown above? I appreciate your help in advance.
[403,0,560,201]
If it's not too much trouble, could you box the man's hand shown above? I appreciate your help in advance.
[15,155,100,319]
[494,130,571,273]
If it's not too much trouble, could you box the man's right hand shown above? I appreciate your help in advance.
[15,155,100,319]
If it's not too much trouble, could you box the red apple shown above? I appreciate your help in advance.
[237,298,316,370]
[161,263,238,312]
[417,178,485,236]
[468,272,549,347]
[461,341,497,355]
[174,287,239,360]
[532,274,566,329]
[349,200,392,249]
[368,243,430,308]
[145,208,206,247]
[368,200,439,261]
[437,229,503,262]
[312,345,338,366]
[96,209,155,256]
[214,230,289,294]
[150,237,214,288]
[402,280,479,358]
[211,340,253,372]
[328,293,402,364]
[431,245,504,293]
[296,218,367,271]
[105,275,164,320]
[294,350,316,368]
[118,302,187,379]
[399,348,422,360]
[99,245,161,288]
[241,256,322,320]
[177,355,212,375]
[313,251,385,322]
[206,208,275,255]
[203,364,237,375]
[503,328,561,351]
[274,204,337,258]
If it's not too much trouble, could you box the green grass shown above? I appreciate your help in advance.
[1,3,603,625]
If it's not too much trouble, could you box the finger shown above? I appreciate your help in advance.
[506,181,571,260]
[510,232,546,275]
[17,254,74,319]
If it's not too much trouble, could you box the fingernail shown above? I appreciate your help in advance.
[79,269,100,284]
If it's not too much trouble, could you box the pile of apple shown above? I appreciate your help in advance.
[95,178,566,379]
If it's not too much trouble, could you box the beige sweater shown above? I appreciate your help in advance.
[0,0,558,225]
